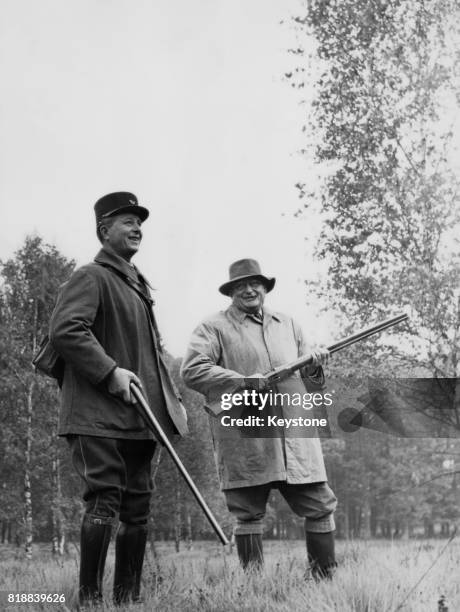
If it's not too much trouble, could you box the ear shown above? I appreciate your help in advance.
[99,222,109,241]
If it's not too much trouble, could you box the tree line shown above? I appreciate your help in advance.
[0,236,459,560]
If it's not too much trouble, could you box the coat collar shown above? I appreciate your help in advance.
[227,303,281,324]
[94,248,153,289]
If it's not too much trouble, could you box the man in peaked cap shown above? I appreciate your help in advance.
[181,258,337,578]
[50,192,188,607]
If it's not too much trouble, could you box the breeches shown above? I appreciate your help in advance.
[67,435,156,526]
[224,481,337,535]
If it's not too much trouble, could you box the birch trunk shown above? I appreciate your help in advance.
[185,511,192,550]
[51,432,65,555]
[24,380,35,560]
[361,473,372,540]
[24,298,38,560]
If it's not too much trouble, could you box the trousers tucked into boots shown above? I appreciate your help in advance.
[305,528,337,579]
[235,534,264,570]
[79,515,112,607]
[113,522,148,605]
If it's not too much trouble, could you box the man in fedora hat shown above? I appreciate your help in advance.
[49,192,188,607]
[181,258,337,577]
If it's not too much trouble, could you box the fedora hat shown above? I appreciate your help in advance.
[94,192,149,224]
[219,259,276,296]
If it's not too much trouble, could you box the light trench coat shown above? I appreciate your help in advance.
[181,305,328,490]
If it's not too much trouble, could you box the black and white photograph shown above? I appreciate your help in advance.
[1,1,460,611]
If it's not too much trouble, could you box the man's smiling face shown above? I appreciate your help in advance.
[231,278,267,314]
[100,213,143,261]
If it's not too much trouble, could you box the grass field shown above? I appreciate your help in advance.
[0,538,458,611]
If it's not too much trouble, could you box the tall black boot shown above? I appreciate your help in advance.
[113,522,148,605]
[305,529,337,580]
[79,515,112,607]
[235,534,264,570]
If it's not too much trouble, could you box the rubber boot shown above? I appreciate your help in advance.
[113,522,148,605]
[79,515,112,608]
[235,534,264,570]
[305,529,337,580]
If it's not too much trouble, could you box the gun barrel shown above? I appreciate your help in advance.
[328,313,408,355]
[130,383,229,546]
[266,313,408,382]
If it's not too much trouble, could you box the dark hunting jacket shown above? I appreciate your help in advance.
[49,248,188,440]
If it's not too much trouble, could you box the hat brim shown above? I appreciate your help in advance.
[219,274,276,296]
[102,205,149,222]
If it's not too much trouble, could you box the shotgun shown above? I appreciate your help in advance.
[130,383,229,546]
[266,313,408,384]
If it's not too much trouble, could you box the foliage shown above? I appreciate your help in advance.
[285,0,460,539]
[289,0,460,376]
[0,236,75,550]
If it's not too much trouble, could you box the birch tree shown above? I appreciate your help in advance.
[287,0,460,535]
[0,236,74,558]
[290,0,460,375]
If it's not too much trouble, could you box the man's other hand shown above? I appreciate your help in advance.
[310,348,330,367]
[244,373,270,392]
[107,367,142,404]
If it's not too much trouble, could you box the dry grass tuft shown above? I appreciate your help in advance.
[0,539,458,611]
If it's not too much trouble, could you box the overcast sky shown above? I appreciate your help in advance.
[1,0,340,355]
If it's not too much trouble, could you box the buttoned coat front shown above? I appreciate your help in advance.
[49,248,187,440]
[181,305,328,489]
